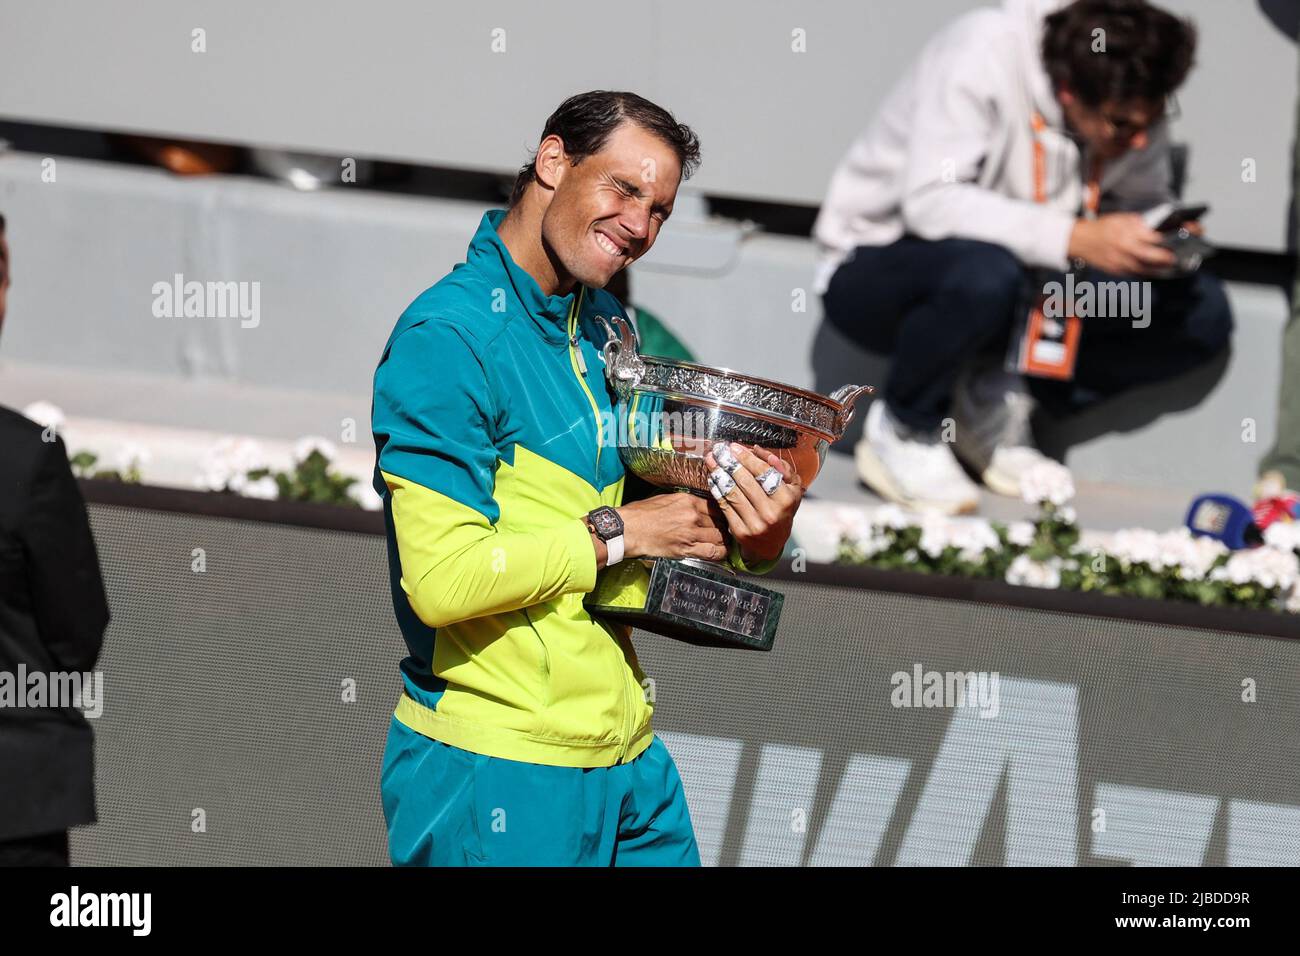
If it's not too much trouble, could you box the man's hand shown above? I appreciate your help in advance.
[1068,212,1176,275]
[614,492,729,563]
[703,442,803,565]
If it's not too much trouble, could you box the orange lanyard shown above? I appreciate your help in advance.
[1031,111,1101,216]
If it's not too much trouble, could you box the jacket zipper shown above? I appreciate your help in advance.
[566,288,603,477]
[565,290,634,760]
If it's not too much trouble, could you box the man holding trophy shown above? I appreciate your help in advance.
[371,91,806,866]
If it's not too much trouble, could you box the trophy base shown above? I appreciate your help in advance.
[585,556,783,651]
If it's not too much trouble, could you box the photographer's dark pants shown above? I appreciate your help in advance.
[0,830,69,866]
[821,237,1233,432]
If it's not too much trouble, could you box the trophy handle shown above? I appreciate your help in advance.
[597,313,647,399]
[828,384,875,436]
[596,311,642,354]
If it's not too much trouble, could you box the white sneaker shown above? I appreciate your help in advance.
[952,364,1065,498]
[855,401,980,515]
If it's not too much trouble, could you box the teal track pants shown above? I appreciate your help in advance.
[381,716,702,866]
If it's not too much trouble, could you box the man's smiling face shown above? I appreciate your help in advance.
[539,121,682,289]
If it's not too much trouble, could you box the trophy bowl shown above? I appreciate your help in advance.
[583,313,873,651]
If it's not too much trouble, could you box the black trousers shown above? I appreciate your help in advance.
[0,830,70,866]
[821,236,1234,432]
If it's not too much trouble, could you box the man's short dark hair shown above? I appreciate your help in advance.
[508,90,701,207]
[1042,0,1196,107]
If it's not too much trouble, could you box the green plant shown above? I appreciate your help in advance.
[69,450,143,484]
[246,449,359,508]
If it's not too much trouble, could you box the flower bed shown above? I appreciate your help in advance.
[836,464,1300,615]
[23,401,381,510]
[25,401,1300,613]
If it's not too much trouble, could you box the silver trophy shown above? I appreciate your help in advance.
[584,313,873,651]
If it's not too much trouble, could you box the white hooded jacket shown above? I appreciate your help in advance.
[811,0,1175,294]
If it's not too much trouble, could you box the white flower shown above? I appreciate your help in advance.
[114,442,152,475]
[1210,546,1299,592]
[918,513,953,558]
[226,437,269,473]
[1285,583,1300,615]
[949,517,1000,563]
[351,482,384,512]
[1007,521,1036,548]
[871,504,913,531]
[198,437,270,492]
[1019,460,1076,506]
[849,529,891,558]
[1108,528,1166,570]
[23,400,65,431]
[1005,554,1061,589]
[196,466,230,492]
[242,476,279,500]
[1264,521,1300,556]
[1212,557,1252,586]
[292,435,337,466]
[830,506,888,557]
[1153,528,1227,580]
[834,506,873,543]
[1057,505,1078,525]
[839,504,917,559]
[1254,547,1297,591]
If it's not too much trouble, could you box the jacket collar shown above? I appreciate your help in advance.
[467,209,582,345]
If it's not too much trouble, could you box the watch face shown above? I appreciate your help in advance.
[589,506,622,538]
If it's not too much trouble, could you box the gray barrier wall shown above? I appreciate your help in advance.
[0,0,1293,251]
[70,492,1300,866]
[0,149,1286,494]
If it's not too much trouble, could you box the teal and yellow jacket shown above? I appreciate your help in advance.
[371,209,776,768]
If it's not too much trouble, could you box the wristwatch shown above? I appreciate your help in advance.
[584,506,625,565]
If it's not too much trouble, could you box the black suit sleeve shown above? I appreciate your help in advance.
[19,436,109,673]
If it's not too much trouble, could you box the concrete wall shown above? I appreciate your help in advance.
[0,0,1295,251]
[0,151,1285,492]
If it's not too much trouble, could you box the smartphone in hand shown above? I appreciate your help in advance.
[1143,202,1209,233]
[1143,202,1213,275]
